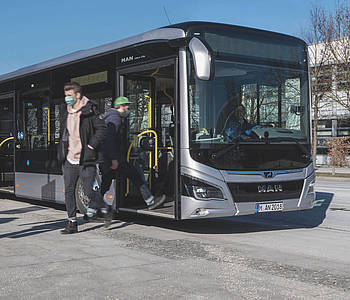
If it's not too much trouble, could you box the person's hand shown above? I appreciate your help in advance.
[111,160,119,170]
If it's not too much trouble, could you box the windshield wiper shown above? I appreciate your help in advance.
[210,135,261,160]
[210,142,238,160]
[267,137,311,159]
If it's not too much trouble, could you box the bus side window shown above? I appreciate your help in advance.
[21,97,50,150]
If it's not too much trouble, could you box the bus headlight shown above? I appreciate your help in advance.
[182,175,225,201]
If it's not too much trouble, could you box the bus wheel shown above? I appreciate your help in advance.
[75,175,102,215]
[75,177,90,214]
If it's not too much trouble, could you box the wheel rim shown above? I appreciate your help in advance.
[77,179,90,208]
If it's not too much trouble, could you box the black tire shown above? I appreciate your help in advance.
[75,174,101,214]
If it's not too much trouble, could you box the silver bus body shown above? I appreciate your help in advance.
[0,22,315,220]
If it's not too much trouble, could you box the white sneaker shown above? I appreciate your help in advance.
[148,195,166,210]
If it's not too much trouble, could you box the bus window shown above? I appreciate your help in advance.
[52,55,115,115]
[259,85,280,127]
[0,98,14,137]
[21,93,50,150]
[14,85,50,174]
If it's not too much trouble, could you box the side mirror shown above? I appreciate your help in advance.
[189,37,215,80]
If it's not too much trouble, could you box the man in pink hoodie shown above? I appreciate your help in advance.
[58,82,106,234]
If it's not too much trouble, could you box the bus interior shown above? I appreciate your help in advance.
[115,61,177,217]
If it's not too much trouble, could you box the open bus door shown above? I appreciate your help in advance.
[0,93,15,193]
[115,59,179,219]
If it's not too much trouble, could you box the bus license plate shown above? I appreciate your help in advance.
[256,202,283,213]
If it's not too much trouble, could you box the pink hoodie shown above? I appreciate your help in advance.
[66,96,89,163]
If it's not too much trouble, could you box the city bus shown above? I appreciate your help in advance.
[0,21,315,220]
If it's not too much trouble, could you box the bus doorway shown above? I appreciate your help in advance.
[0,93,15,193]
[116,60,179,218]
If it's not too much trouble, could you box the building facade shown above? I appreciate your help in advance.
[308,40,350,165]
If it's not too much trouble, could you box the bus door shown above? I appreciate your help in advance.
[0,93,15,193]
[116,59,179,218]
[15,88,53,200]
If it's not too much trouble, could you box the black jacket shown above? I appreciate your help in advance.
[102,108,124,165]
[57,100,106,166]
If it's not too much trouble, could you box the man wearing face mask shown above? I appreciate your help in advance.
[58,82,106,234]
[97,96,166,215]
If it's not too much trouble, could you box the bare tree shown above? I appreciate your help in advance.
[323,0,350,112]
[302,3,333,166]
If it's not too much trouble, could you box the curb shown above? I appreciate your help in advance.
[316,172,350,178]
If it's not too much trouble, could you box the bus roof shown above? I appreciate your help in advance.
[0,27,185,83]
[166,21,304,43]
[0,21,305,84]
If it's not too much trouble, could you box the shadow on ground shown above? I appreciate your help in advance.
[1,191,333,236]
[0,192,133,238]
[0,192,66,238]
[0,219,68,239]
[111,191,333,235]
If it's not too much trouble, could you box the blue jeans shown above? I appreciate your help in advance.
[100,160,151,206]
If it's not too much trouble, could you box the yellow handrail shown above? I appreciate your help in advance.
[150,67,160,77]
[125,129,158,196]
[145,95,152,129]
[144,95,152,171]
[0,136,14,148]
[126,130,158,167]
[162,82,174,105]
[158,146,173,151]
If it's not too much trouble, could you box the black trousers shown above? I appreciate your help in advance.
[63,160,105,218]
[100,161,145,197]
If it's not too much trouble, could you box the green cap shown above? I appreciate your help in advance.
[114,96,131,106]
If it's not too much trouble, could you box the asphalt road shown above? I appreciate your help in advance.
[0,177,349,299]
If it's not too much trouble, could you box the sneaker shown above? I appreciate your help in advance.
[60,220,78,234]
[83,208,98,222]
[148,194,166,210]
[100,207,113,228]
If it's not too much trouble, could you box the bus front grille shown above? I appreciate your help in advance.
[227,180,304,203]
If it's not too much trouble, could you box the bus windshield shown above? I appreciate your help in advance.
[187,29,311,170]
[188,59,310,144]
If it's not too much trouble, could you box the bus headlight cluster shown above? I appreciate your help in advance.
[308,180,315,194]
[182,175,225,201]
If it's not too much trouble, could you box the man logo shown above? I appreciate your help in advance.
[264,171,274,178]
[120,56,134,63]
[257,184,283,193]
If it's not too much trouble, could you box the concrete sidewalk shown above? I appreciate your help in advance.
[1,198,217,300]
[1,189,350,299]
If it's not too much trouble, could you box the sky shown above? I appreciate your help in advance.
[0,0,341,76]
